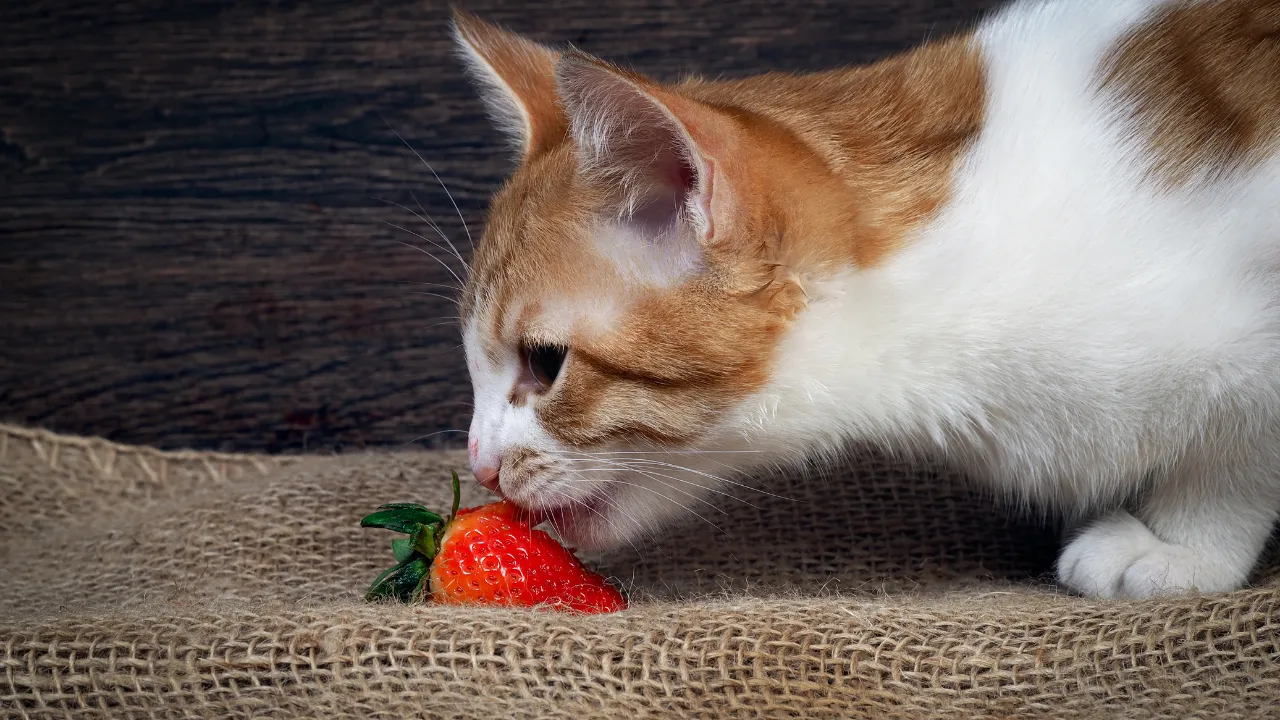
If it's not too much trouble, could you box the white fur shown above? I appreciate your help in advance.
[464,0,1280,597]
[725,0,1280,597]
[465,319,565,490]
[593,220,702,288]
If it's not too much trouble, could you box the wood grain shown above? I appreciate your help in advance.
[0,0,1002,453]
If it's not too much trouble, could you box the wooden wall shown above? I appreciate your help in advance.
[0,0,1002,452]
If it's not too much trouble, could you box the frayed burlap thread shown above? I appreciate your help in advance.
[2,423,1278,719]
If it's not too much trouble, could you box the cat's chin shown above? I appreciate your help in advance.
[523,492,629,553]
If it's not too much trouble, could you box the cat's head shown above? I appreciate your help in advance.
[452,11,864,549]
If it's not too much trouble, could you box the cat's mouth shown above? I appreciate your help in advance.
[515,491,614,549]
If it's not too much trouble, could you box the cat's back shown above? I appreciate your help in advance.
[978,0,1280,176]
[914,0,1280,306]
[873,0,1280,487]
[960,0,1280,251]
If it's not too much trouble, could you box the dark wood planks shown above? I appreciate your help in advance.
[0,0,1003,453]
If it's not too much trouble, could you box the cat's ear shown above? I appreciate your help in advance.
[556,51,737,241]
[452,10,567,158]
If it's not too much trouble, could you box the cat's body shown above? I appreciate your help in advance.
[453,0,1280,599]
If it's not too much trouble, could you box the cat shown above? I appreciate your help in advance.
[450,0,1280,599]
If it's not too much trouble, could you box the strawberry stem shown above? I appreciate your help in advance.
[449,470,461,522]
[413,523,438,560]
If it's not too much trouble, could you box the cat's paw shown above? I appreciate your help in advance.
[1056,511,1239,599]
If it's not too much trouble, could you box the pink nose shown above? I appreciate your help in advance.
[473,461,500,493]
[468,437,500,492]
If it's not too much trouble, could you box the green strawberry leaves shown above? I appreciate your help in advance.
[360,504,443,534]
[391,538,414,564]
[366,557,429,603]
[361,470,465,604]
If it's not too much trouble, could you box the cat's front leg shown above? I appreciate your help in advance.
[1056,436,1280,599]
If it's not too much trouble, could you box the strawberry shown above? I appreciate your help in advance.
[360,471,627,613]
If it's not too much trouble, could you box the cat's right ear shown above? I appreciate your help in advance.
[451,10,567,158]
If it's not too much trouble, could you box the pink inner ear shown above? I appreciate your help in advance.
[625,146,702,234]
[677,157,697,196]
[557,54,715,233]
[650,149,703,226]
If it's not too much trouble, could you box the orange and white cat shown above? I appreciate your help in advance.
[452,0,1280,599]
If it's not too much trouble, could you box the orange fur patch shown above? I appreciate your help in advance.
[453,10,568,158]
[1102,0,1280,186]
[677,34,985,269]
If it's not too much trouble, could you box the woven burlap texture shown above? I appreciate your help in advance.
[2,423,1278,719]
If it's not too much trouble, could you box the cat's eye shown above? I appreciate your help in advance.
[520,342,567,390]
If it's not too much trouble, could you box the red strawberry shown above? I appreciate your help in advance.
[361,472,626,613]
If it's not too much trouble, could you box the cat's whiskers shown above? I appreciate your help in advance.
[381,119,476,252]
[551,456,737,512]
[374,196,470,274]
[421,319,463,332]
[555,467,726,536]
[408,187,471,270]
[397,280,465,293]
[616,457,794,502]
[381,226,468,290]
[578,450,761,455]
[423,342,465,359]
[401,428,470,447]
[552,455,754,508]
[429,400,475,409]
[403,291,463,307]
[543,479,645,556]
[556,451,794,502]
[582,450,758,485]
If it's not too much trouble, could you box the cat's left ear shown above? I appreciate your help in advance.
[556,51,740,243]
[452,10,566,158]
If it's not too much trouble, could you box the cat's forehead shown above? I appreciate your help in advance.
[474,145,592,280]
[466,143,698,345]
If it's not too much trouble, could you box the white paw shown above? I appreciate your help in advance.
[1056,512,1240,599]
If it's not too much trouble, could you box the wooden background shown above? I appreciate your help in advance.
[0,0,1003,454]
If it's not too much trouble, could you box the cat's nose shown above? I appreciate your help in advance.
[470,458,500,494]
[473,461,500,493]
[468,435,501,492]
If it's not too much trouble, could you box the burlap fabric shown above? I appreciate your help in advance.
[2,423,1278,719]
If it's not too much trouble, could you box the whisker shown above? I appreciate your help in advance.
[427,400,475,409]
[375,194,471,274]
[555,458,735,512]
[396,280,464,293]
[410,187,471,269]
[421,319,463,331]
[542,482,644,556]
[554,457,750,508]
[374,196,465,266]
[403,290,463,307]
[575,449,761,479]
[401,429,469,446]
[612,457,794,502]
[557,468,726,535]
[580,450,762,455]
[380,118,475,250]
[422,342,465,358]
[380,225,467,289]
[554,451,793,503]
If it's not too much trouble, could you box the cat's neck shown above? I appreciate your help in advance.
[680,34,986,269]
